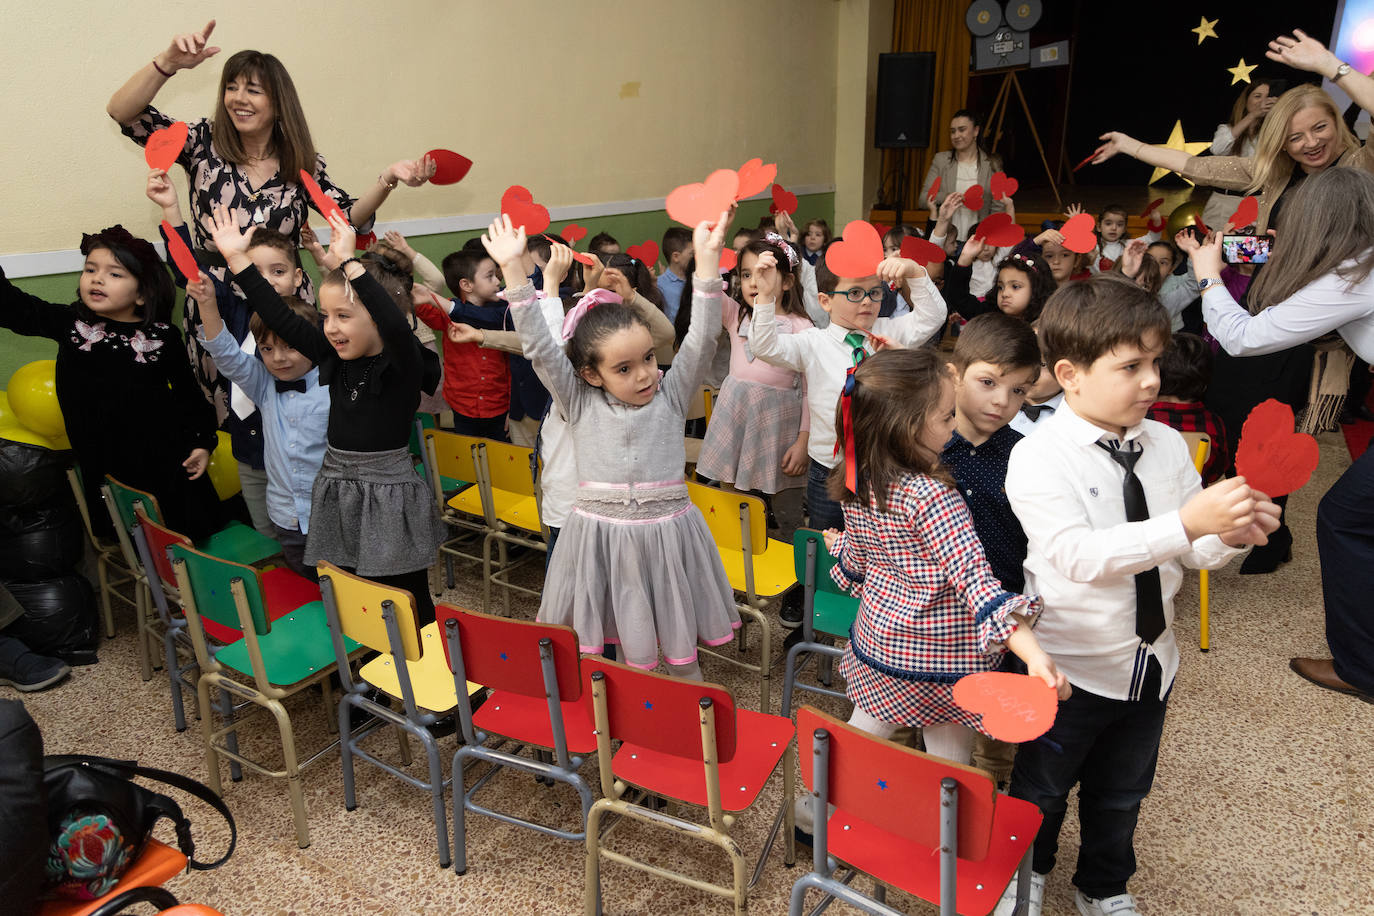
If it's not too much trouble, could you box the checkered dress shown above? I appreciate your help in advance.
[832,473,1041,731]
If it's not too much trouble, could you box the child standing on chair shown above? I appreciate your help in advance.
[492,211,738,679]
[825,348,1068,765]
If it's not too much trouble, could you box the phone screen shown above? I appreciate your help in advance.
[1222,234,1271,264]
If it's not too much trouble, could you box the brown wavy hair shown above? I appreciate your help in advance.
[212,51,318,184]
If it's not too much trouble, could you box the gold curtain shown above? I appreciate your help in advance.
[883,0,972,213]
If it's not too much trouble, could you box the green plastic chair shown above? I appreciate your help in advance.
[104,476,281,567]
[781,529,861,714]
[170,543,361,848]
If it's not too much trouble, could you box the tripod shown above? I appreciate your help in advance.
[984,68,1062,209]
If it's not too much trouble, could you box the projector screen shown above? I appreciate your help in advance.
[1326,0,1374,134]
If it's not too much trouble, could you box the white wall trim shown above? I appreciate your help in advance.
[0,184,835,279]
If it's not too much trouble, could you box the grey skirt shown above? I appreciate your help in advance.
[304,445,445,577]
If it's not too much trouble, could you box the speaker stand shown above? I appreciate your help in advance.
[985,69,1062,210]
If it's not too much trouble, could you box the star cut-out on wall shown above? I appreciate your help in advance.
[1149,120,1211,185]
[1228,58,1257,85]
[1191,16,1218,45]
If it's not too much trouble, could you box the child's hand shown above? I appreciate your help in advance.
[383,229,417,259]
[183,447,210,480]
[1033,228,1065,247]
[692,206,735,279]
[1025,653,1072,701]
[186,272,216,314]
[383,155,436,188]
[1180,476,1257,541]
[1121,237,1147,279]
[1185,227,1225,279]
[581,253,605,293]
[780,434,808,476]
[1000,194,1016,221]
[146,169,179,211]
[750,249,782,302]
[821,528,840,553]
[773,210,799,243]
[938,192,963,221]
[325,211,356,267]
[447,322,484,345]
[411,284,443,311]
[1064,203,1084,220]
[544,243,574,298]
[600,267,635,302]
[207,204,256,265]
[481,214,528,272]
[299,223,325,259]
[957,236,986,267]
[1220,493,1282,547]
[876,256,924,285]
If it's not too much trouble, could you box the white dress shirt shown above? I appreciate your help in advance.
[1006,401,1241,700]
[1201,256,1374,362]
[1008,391,1064,437]
[748,274,948,467]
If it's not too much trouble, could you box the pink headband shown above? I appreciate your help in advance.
[561,287,624,340]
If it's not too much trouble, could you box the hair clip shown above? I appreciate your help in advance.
[763,231,800,269]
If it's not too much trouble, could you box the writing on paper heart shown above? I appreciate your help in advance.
[145,121,189,172]
[953,671,1058,743]
[1234,399,1319,498]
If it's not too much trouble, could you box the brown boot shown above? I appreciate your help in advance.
[1289,657,1374,704]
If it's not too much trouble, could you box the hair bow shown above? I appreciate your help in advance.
[835,369,858,494]
[763,232,800,268]
[80,224,163,276]
[561,287,623,340]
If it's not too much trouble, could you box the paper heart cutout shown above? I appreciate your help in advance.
[1141,197,1165,219]
[771,183,799,215]
[356,231,377,252]
[952,671,1059,743]
[299,170,348,226]
[990,171,1019,200]
[626,240,660,267]
[544,236,595,267]
[927,175,942,202]
[718,248,738,272]
[824,221,884,279]
[1060,213,1098,254]
[900,236,946,266]
[160,220,200,281]
[561,223,588,245]
[1228,196,1259,230]
[962,184,986,211]
[872,224,891,241]
[973,212,1025,248]
[500,185,551,235]
[767,203,779,215]
[1146,213,1166,233]
[1099,256,1115,272]
[666,169,740,228]
[425,149,472,186]
[735,158,777,200]
[145,121,189,173]
[1234,399,1319,498]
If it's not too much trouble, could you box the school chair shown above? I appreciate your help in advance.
[37,840,187,916]
[582,658,796,916]
[421,428,484,587]
[471,439,548,615]
[66,467,137,641]
[781,529,862,714]
[788,706,1041,916]
[318,561,483,869]
[1180,432,1212,652]
[437,606,596,875]
[683,386,717,472]
[687,480,798,713]
[171,544,355,848]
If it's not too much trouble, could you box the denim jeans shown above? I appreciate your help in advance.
[806,459,844,531]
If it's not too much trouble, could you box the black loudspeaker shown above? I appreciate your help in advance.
[874,52,936,149]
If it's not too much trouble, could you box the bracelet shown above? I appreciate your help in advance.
[378,174,398,191]
[152,58,174,78]
[339,257,363,271]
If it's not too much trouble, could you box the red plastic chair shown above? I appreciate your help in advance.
[582,657,795,916]
[37,840,187,916]
[436,606,596,874]
[788,706,1042,916]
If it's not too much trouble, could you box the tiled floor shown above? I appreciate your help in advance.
[16,432,1374,915]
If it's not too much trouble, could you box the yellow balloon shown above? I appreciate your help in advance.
[1165,202,1209,239]
[7,360,66,439]
[0,391,13,429]
[205,429,241,500]
[0,423,56,449]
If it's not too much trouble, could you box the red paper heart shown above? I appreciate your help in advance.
[1146,213,1166,234]
[900,236,946,265]
[561,223,588,245]
[500,185,550,235]
[545,236,596,267]
[1141,197,1165,219]
[990,171,1019,200]
[735,158,777,200]
[1060,213,1098,254]
[1228,196,1259,230]
[425,149,472,186]
[872,224,891,241]
[1234,399,1319,497]
[962,184,986,211]
[666,169,740,228]
[356,231,377,252]
[719,248,738,272]
[972,212,1024,248]
[767,204,779,215]
[952,672,1059,743]
[299,170,347,226]
[1099,256,1114,272]
[160,220,201,282]
[824,221,884,279]
[626,240,660,267]
[145,121,189,172]
[927,175,942,202]
[771,183,799,215]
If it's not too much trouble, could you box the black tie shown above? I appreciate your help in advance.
[1021,403,1055,421]
[275,378,307,394]
[1098,440,1166,645]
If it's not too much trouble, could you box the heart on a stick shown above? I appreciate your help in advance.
[1234,398,1319,497]
[160,220,201,281]
[962,184,986,211]
[425,149,472,185]
[990,171,1019,200]
[501,185,550,235]
[823,221,884,279]
[1228,196,1259,231]
[666,169,739,228]
[356,231,377,252]
[973,212,1024,248]
[927,175,942,202]
[952,671,1059,743]
[900,236,946,266]
[735,158,777,200]
[544,236,595,266]
[1141,197,1165,219]
[561,223,588,245]
[145,122,189,172]
[1060,213,1098,254]
[770,183,799,215]
[626,240,659,267]
[299,170,348,226]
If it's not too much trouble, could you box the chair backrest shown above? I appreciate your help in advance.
[792,528,858,637]
[316,560,422,662]
[435,605,582,700]
[685,480,767,557]
[169,543,267,636]
[797,705,997,861]
[423,429,482,488]
[410,411,438,459]
[583,656,737,761]
[136,508,192,590]
[479,440,538,496]
[702,386,715,426]
[1180,431,1211,475]
[104,474,163,531]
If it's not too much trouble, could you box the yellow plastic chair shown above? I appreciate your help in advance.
[317,561,482,869]
[66,467,137,642]
[687,480,798,712]
[472,439,548,615]
[1181,432,1212,652]
[422,428,484,587]
[684,387,716,471]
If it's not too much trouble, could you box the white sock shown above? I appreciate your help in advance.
[666,659,703,681]
[921,721,976,764]
[847,705,898,740]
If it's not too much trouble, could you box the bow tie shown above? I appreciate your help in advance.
[275,378,308,394]
[1021,402,1055,421]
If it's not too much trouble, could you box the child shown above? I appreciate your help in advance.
[1093,203,1130,266]
[656,227,693,320]
[931,192,1018,297]
[0,227,221,540]
[193,275,328,579]
[208,206,445,624]
[587,232,620,259]
[697,236,812,518]
[1023,221,1091,286]
[943,238,1056,323]
[749,248,949,531]
[824,347,1068,764]
[1009,330,1064,436]
[1147,332,1230,485]
[493,210,737,677]
[800,218,830,265]
[998,276,1279,916]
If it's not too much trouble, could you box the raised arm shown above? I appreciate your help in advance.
[190,274,273,406]
[876,257,949,344]
[107,21,220,125]
[347,155,436,230]
[0,266,72,341]
[1269,29,1374,119]
[1092,130,1255,192]
[660,212,731,409]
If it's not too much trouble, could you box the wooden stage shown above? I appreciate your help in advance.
[871,184,1215,234]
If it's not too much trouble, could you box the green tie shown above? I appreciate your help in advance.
[844,331,868,367]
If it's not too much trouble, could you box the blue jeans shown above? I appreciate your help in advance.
[806,460,844,531]
[1009,656,1170,899]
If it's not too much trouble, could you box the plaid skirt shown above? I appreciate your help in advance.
[696,375,806,494]
[838,646,1001,737]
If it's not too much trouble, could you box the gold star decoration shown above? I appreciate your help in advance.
[1228,58,1257,85]
[1149,120,1212,185]
[1192,16,1218,44]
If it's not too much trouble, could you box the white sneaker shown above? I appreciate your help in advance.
[1075,890,1142,915]
[992,870,1045,916]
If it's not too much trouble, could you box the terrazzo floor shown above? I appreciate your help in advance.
[15,432,1374,915]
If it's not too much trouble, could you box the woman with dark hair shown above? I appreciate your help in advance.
[1200,79,1281,230]
[918,109,1004,241]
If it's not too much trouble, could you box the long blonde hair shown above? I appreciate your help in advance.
[1247,85,1358,205]
[1249,167,1374,312]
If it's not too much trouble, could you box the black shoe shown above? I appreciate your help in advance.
[782,628,807,652]
[1340,403,1374,424]
[0,646,71,692]
[780,588,803,629]
[1239,526,1293,575]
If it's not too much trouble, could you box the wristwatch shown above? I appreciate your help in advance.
[1198,277,1223,294]
[1334,62,1353,81]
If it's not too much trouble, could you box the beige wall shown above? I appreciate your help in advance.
[833,0,893,227]
[0,0,846,255]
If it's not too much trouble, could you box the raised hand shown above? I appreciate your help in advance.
[386,155,437,188]
[877,255,924,286]
[1064,202,1085,219]
[773,210,799,243]
[145,168,178,210]
[957,235,987,267]
[1182,227,1224,278]
[325,211,356,267]
[1266,28,1339,75]
[1090,132,1131,164]
[938,192,964,222]
[581,252,605,293]
[482,214,529,275]
[750,249,782,302]
[693,206,734,280]
[1121,237,1147,279]
[600,267,634,302]
[544,243,574,298]
[158,20,221,74]
[207,204,256,263]
[383,229,417,259]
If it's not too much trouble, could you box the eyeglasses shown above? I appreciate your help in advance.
[838,285,886,303]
